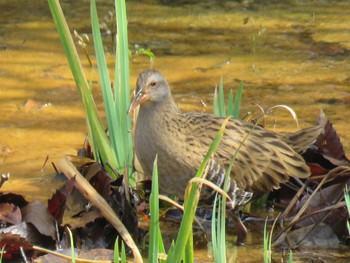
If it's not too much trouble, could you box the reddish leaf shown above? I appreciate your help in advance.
[315,111,350,166]
[48,177,75,223]
[89,169,112,200]
[0,233,34,260]
[308,162,331,176]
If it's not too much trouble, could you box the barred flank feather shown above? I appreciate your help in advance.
[200,159,253,209]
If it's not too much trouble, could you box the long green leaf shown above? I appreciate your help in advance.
[149,156,165,263]
[344,186,350,234]
[218,77,225,116]
[226,89,234,117]
[149,156,160,263]
[121,242,127,263]
[263,217,269,263]
[90,0,121,170]
[213,78,226,117]
[184,229,194,263]
[212,189,228,262]
[114,237,120,263]
[213,80,243,119]
[48,0,118,178]
[115,0,134,181]
[213,86,219,116]
[232,81,243,119]
[166,118,230,262]
[211,194,218,259]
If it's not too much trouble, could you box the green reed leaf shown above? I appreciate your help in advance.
[166,118,230,263]
[48,0,118,178]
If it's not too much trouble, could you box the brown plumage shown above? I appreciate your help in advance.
[129,69,322,200]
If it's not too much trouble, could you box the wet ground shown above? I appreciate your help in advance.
[1,0,350,261]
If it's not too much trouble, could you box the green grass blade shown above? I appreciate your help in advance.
[213,78,226,117]
[149,155,164,263]
[344,185,350,234]
[115,0,130,106]
[211,194,218,256]
[121,242,127,263]
[113,237,128,263]
[166,118,230,262]
[212,188,228,263]
[0,244,5,262]
[213,86,219,116]
[212,193,226,263]
[232,81,243,119]
[213,79,243,119]
[218,77,225,116]
[90,0,122,171]
[344,185,350,216]
[263,217,269,263]
[226,89,234,117]
[66,227,76,263]
[217,77,226,116]
[158,228,166,263]
[114,237,120,263]
[115,0,134,181]
[184,228,194,263]
[48,0,119,178]
[211,78,246,262]
[219,195,226,262]
[167,241,175,262]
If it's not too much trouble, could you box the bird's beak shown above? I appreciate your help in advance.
[128,87,148,114]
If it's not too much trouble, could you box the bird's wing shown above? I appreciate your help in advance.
[184,113,310,193]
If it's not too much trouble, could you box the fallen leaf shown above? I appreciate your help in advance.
[22,200,56,240]
[0,203,21,225]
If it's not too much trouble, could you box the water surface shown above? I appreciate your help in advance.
[0,0,349,261]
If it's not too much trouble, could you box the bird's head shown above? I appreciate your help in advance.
[128,69,170,113]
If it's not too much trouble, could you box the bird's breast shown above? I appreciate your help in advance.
[134,111,197,196]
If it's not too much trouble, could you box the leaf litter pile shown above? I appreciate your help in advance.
[0,111,350,262]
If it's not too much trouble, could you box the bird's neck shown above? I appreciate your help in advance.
[139,95,179,121]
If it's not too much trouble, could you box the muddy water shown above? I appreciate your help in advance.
[1,0,350,261]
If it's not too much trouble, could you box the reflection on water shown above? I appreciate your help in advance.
[0,0,349,261]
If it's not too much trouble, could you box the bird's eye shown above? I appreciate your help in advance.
[150,81,157,87]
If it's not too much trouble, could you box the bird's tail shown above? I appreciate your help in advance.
[279,124,324,153]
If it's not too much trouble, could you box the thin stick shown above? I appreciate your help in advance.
[33,245,116,263]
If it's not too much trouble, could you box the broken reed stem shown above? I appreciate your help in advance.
[58,156,142,263]
[33,245,115,263]
[279,180,309,219]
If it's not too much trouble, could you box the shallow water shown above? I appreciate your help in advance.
[1,0,350,261]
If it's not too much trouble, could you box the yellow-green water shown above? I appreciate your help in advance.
[1,0,349,261]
